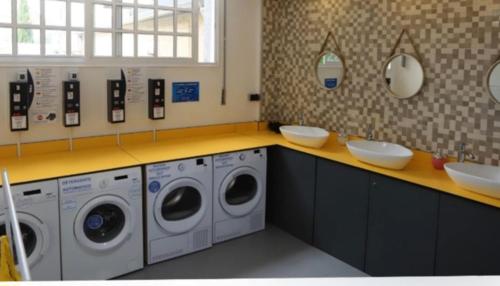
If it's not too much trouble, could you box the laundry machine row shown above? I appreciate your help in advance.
[0,148,267,281]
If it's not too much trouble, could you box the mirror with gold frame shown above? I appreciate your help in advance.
[383,53,425,99]
[486,59,500,104]
[315,51,346,91]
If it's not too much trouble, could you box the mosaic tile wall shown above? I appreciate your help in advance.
[261,0,500,164]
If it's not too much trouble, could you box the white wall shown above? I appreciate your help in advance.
[0,0,262,145]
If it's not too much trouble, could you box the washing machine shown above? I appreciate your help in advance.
[59,167,143,280]
[146,157,213,264]
[0,180,60,281]
[213,148,267,243]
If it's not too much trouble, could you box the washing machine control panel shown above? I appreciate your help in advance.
[178,163,185,172]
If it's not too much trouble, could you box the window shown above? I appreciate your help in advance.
[0,0,217,65]
[92,0,216,63]
[0,0,85,57]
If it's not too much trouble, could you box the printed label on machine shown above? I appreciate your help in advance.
[153,107,164,119]
[112,109,124,122]
[65,112,79,126]
[11,115,27,130]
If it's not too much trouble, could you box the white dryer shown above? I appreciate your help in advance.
[59,167,143,280]
[213,148,267,244]
[0,180,61,281]
[146,157,212,265]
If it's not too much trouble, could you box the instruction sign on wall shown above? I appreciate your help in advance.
[172,82,200,103]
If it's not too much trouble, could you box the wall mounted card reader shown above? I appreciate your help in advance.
[10,81,30,131]
[148,79,165,120]
[63,81,80,127]
[107,71,127,124]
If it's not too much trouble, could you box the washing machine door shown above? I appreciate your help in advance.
[74,195,133,252]
[154,178,207,234]
[0,212,49,267]
[219,167,263,217]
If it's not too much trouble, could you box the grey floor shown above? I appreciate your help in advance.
[119,225,368,280]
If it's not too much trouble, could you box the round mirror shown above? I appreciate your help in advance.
[315,51,345,90]
[383,53,424,99]
[486,61,500,103]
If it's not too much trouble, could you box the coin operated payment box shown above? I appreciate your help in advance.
[9,82,30,131]
[148,79,165,120]
[63,79,81,127]
[107,80,126,124]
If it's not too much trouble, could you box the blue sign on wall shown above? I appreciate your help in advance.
[172,82,200,103]
[325,78,338,89]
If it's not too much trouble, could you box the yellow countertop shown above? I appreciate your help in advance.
[0,146,140,186]
[0,122,499,209]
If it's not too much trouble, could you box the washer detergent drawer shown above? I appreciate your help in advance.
[214,211,265,243]
[148,226,211,264]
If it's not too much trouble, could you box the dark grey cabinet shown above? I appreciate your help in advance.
[313,159,370,271]
[267,147,316,243]
[365,175,439,276]
[435,194,500,275]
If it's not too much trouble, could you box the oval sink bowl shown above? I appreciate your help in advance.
[280,126,330,149]
[346,140,414,170]
[445,163,500,199]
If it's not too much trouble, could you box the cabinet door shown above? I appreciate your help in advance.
[314,159,370,271]
[365,175,439,276]
[267,147,316,243]
[435,194,500,275]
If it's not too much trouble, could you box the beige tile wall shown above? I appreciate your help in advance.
[261,0,500,164]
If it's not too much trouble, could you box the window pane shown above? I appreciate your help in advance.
[177,0,192,9]
[158,10,173,33]
[198,0,216,63]
[138,34,154,57]
[71,31,84,56]
[17,28,41,55]
[137,0,154,5]
[94,32,112,56]
[176,36,191,58]
[138,8,154,31]
[0,28,12,54]
[177,11,192,33]
[121,33,134,57]
[158,35,173,57]
[118,7,134,30]
[18,0,40,25]
[0,0,11,23]
[46,30,66,55]
[71,2,85,28]
[158,0,174,7]
[94,4,112,28]
[45,0,66,26]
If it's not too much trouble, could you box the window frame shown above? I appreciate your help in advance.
[0,0,221,67]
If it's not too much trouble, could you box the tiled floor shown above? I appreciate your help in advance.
[119,225,368,280]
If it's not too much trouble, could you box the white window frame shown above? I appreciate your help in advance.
[0,0,221,67]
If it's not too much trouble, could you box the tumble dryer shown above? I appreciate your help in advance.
[59,167,143,280]
[213,148,267,243]
[146,157,212,264]
[0,180,61,281]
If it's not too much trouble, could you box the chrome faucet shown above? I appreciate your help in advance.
[366,126,375,141]
[299,112,304,126]
[457,143,476,163]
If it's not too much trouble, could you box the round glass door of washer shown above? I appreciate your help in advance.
[0,213,50,267]
[74,195,133,251]
[219,167,263,217]
[154,178,208,234]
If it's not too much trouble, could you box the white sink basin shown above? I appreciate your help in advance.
[346,140,414,170]
[445,163,500,198]
[280,125,330,148]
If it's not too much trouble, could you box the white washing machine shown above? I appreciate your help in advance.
[0,180,61,281]
[146,157,212,264]
[213,148,267,243]
[59,167,143,280]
